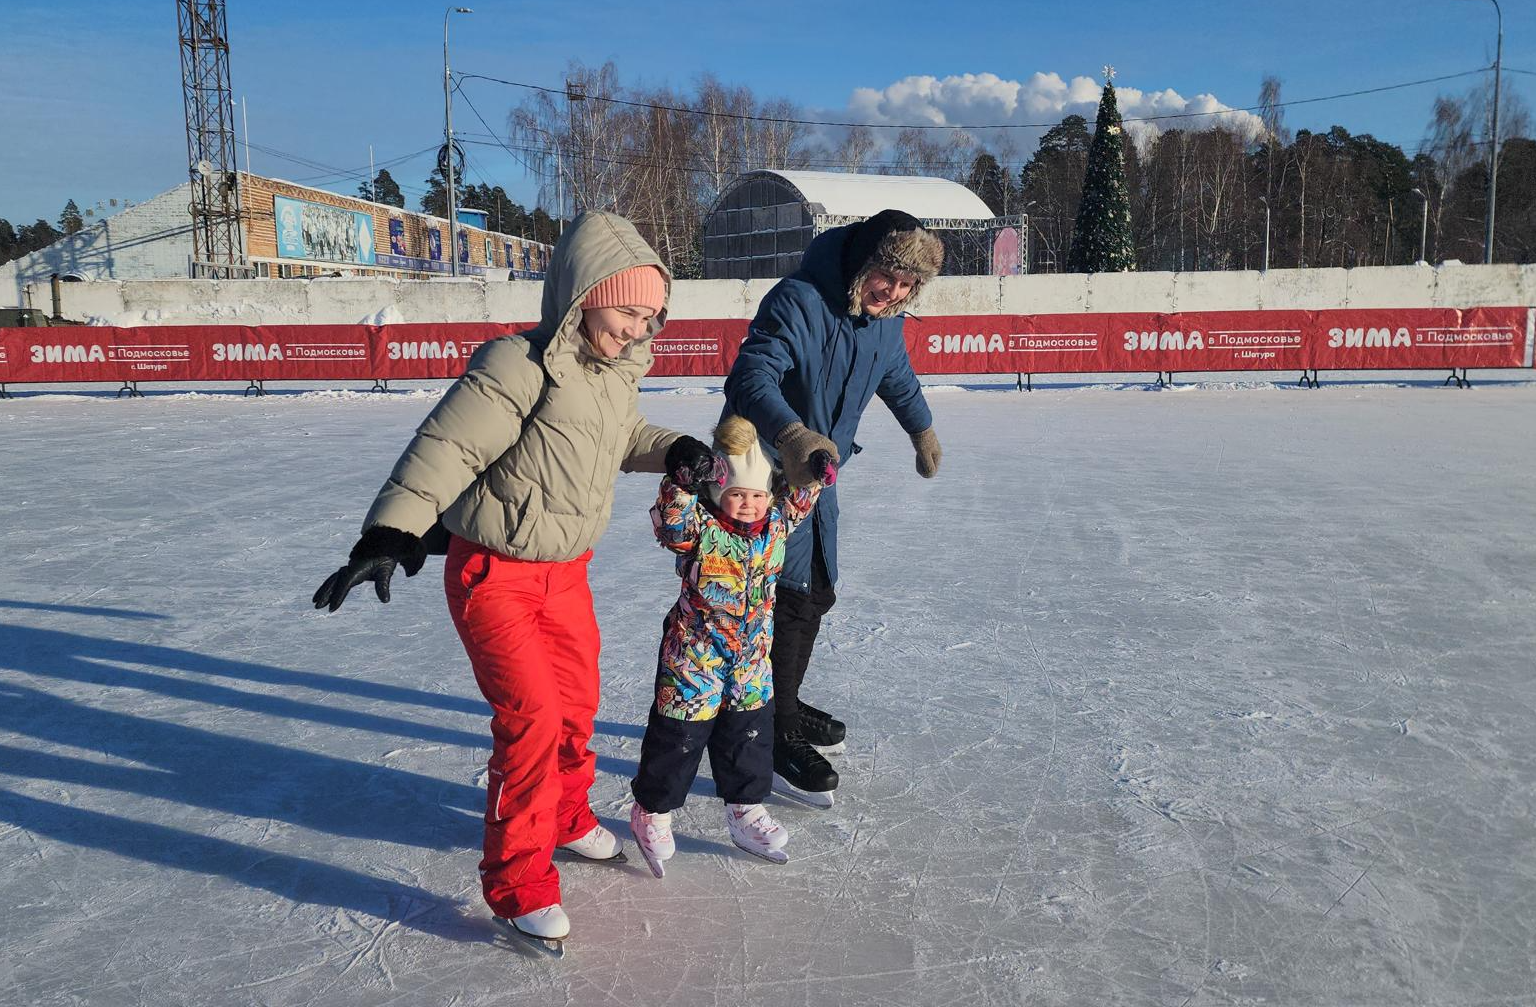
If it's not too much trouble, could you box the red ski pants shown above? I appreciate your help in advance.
[444,535,602,919]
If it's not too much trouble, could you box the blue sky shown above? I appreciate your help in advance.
[2,0,1532,228]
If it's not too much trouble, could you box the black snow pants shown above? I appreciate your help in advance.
[770,539,837,738]
[631,702,775,813]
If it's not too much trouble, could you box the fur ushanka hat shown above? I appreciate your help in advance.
[840,208,945,319]
[708,415,774,504]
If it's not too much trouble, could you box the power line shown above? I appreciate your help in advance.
[453,128,1512,187]
[455,81,547,177]
[456,66,1492,132]
[454,133,952,178]
[288,144,439,187]
[241,63,1522,214]
[243,140,433,198]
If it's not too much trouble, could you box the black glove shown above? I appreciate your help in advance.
[312,526,428,613]
[665,435,722,492]
[774,422,839,488]
[808,449,838,486]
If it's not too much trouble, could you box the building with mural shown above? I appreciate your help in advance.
[242,175,551,280]
[0,173,554,307]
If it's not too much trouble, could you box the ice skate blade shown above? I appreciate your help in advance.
[810,740,846,755]
[521,934,565,958]
[731,837,789,864]
[637,847,667,879]
[495,919,567,958]
[773,772,835,808]
[556,847,628,865]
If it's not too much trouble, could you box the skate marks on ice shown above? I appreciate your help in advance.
[491,917,565,959]
[822,389,1536,1004]
[3,389,1536,1003]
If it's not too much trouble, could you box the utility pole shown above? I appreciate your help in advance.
[1483,0,1503,263]
[1258,196,1271,272]
[443,7,472,276]
[565,79,586,221]
[1412,188,1429,263]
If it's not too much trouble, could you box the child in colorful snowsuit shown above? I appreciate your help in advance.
[629,415,827,875]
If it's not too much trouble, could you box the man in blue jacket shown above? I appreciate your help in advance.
[724,208,944,806]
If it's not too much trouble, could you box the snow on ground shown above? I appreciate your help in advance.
[2,377,1534,1006]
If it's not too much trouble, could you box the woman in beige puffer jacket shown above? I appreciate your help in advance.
[313,211,717,945]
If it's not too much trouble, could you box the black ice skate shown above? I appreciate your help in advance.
[772,730,839,808]
[797,701,846,754]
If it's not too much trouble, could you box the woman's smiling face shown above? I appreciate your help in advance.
[580,305,656,359]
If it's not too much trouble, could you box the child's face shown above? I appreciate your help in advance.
[718,487,770,523]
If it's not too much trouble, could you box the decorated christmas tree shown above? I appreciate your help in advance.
[1065,69,1136,273]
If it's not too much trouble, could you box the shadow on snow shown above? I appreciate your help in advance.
[0,610,710,932]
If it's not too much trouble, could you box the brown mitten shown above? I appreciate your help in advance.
[911,427,941,478]
[774,422,839,488]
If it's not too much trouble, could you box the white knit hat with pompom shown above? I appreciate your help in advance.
[707,415,774,503]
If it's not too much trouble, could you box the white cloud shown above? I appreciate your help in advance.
[826,71,1267,158]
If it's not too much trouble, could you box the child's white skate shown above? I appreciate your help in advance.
[725,803,790,865]
[629,803,675,879]
[557,823,626,863]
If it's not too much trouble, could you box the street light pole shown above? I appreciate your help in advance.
[1460,0,1502,262]
[1484,0,1502,263]
[1258,196,1271,272]
[1411,188,1429,263]
[524,124,564,237]
[443,6,472,277]
[564,81,586,227]
[1022,201,1037,275]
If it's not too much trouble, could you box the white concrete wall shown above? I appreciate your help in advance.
[43,262,1536,327]
[2,184,195,308]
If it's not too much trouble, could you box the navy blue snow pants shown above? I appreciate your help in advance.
[631,702,775,813]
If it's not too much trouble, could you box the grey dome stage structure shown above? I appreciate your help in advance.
[702,169,1025,281]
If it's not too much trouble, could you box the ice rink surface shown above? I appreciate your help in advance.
[2,376,1534,1006]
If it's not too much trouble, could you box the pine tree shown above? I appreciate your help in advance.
[0,218,17,264]
[420,168,447,217]
[20,219,61,255]
[530,208,558,245]
[372,169,404,208]
[1065,75,1136,273]
[965,152,1009,215]
[58,199,84,235]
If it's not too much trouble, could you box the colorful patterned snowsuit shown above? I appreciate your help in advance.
[630,476,821,813]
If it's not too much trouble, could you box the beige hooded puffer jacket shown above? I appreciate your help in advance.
[361,211,681,561]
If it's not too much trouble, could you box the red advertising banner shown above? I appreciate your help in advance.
[906,307,1534,374]
[648,318,749,377]
[0,323,530,384]
[1305,308,1531,371]
[0,308,1530,387]
[370,322,536,380]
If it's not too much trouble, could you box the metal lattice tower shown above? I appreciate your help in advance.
[177,0,246,275]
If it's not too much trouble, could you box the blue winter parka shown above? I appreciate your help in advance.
[723,224,933,593]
